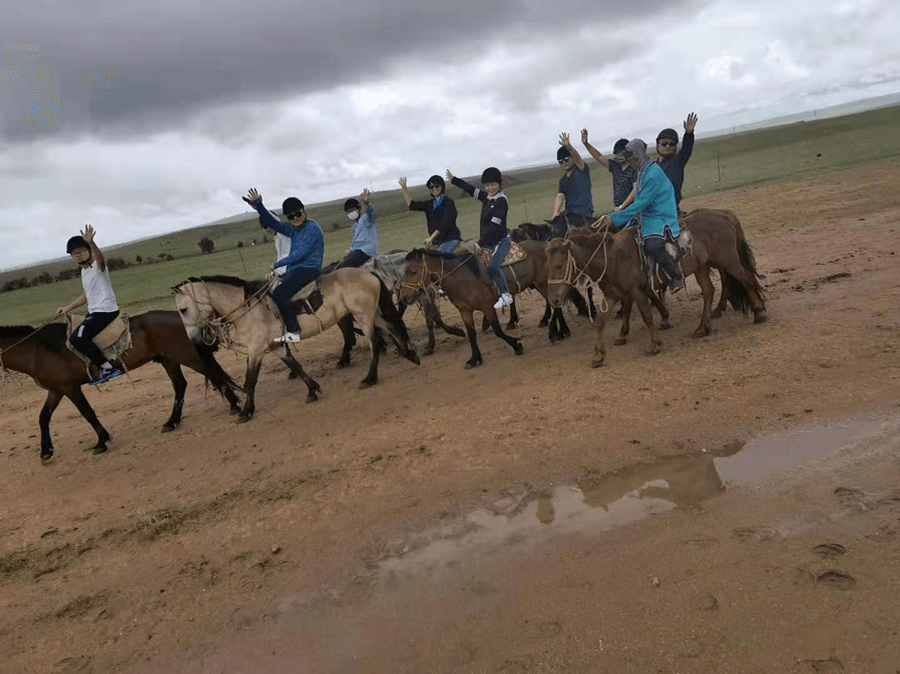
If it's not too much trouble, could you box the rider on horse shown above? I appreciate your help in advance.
[552,132,594,238]
[56,226,126,385]
[244,188,324,343]
[656,112,698,213]
[601,139,685,294]
[336,189,377,268]
[399,174,463,253]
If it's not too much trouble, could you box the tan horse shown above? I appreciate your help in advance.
[174,268,419,423]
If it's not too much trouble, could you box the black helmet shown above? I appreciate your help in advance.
[343,198,361,212]
[656,128,679,144]
[66,235,89,254]
[556,146,572,162]
[481,166,502,185]
[426,174,445,192]
[613,138,629,154]
[282,197,304,216]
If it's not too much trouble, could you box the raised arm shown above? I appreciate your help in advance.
[447,169,486,203]
[581,129,610,168]
[679,113,697,165]
[81,225,105,271]
[560,133,585,170]
[360,188,375,225]
[398,177,413,206]
[243,188,293,237]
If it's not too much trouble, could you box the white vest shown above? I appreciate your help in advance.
[81,260,119,313]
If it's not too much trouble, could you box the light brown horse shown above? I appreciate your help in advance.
[173,268,419,423]
[0,311,242,461]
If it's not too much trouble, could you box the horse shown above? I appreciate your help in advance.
[0,311,242,461]
[173,269,420,423]
[546,226,665,368]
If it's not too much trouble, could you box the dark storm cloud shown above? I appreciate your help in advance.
[1,0,701,142]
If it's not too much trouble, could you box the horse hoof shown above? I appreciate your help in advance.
[659,321,672,331]
[236,414,252,424]
[409,352,421,365]
[538,320,549,328]
[160,424,177,434]
[464,360,482,369]
[613,338,627,346]
[40,449,54,462]
[513,343,524,356]
[306,394,318,403]
[287,371,299,380]
[229,407,241,415]
[423,347,434,357]
[359,380,376,389]
[754,311,768,324]
[692,328,711,339]
[711,309,723,319]
[549,334,560,344]
[336,360,348,370]
[645,348,660,357]
[92,445,108,455]
[506,322,518,331]
[590,359,605,368]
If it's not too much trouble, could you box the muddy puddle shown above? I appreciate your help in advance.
[376,417,891,584]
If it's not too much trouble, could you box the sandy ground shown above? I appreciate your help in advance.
[1,160,899,674]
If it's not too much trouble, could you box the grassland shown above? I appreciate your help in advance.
[1,104,899,326]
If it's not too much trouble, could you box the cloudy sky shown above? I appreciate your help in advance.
[2,0,898,269]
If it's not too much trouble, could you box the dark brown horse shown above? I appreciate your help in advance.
[0,311,242,461]
[399,249,525,368]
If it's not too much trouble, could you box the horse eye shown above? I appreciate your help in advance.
[178,307,188,314]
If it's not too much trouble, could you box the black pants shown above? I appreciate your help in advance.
[271,267,321,333]
[336,249,372,269]
[643,236,683,282]
[69,310,119,368]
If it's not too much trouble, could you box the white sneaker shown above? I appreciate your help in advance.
[275,332,302,343]
[493,293,513,310]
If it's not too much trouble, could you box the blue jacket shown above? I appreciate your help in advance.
[251,199,324,272]
[349,204,378,257]
[609,162,679,239]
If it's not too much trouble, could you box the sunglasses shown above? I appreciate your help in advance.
[658,140,676,147]
[286,211,305,221]
[427,184,442,190]
[558,158,572,165]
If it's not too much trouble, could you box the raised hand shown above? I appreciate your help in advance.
[559,132,572,148]
[360,188,371,204]
[81,224,96,243]
[398,177,407,188]
[684,112,698,133]
[243,188,261,204]
[581,128,589,144]
[445,169,454,182]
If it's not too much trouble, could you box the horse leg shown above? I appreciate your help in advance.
[66,386,112,454]
[634,293,662,356]
[38,389,64,461]
[539,301,551,328]
[590,302,613,368]
[548,304,560,342]
[336,315,355,368]
[569,288,590,317]
[274,344,321,403]
[614,299,632,345]
[556,308,570,339]
[506,299,519,330]
[432,310,465,338]
[360,322,381,388]
[711,274,727,319]
[158,358,187,433]
[460,309,483,369]
[692,267,715,339]
[486,307,524,356]
[237,356,264,423]
[421,299,437,356]
[481,314,491,333]
[649,289,672,330]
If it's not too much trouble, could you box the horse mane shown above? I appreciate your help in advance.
[0,323,68,352]
[405,248,481,277]
[174,275,269,300]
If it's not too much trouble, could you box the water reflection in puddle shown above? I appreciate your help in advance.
[378,418,891,583]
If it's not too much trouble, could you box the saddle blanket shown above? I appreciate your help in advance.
[66,313,132,361]
[478,241,527,268]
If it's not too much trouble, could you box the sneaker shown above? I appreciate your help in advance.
[669,279,685,294]
[493,293,513,310]
[275,332,302,343]
[89,366,124,386]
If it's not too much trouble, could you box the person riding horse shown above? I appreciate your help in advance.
[244,188,324,343]
[552,132,594,238]
[598,139,685,294]
[336,189,377,268]
[398,174,463,253]
[581,132,637,212]
[656,112,699,213]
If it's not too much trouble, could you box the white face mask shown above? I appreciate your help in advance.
[347,211,360,221]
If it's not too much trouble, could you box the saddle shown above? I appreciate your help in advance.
[66,314,132,366]
[477,241,527,268]
[632,227,693,289]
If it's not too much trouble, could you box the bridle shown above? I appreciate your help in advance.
[398,252,475,296]
[176,278,274,350]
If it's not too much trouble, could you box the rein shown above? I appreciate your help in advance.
[547,221,613,320]
[399,253,475,296]
[0,319,58,384]
[180,278,274,352]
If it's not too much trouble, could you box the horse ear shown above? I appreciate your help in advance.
[543,219,554,225]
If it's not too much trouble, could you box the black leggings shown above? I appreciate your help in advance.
[643,236,683,282]
[69,310,119,368]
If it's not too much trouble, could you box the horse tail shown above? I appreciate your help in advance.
[373,275,419,365]
[193,340,244,395]
[723,235,767,315]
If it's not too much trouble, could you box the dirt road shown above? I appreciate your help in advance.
[1,161,899,673]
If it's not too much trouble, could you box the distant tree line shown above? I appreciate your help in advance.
[0,253,174,294]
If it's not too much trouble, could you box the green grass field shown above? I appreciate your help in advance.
[2,104,899,326]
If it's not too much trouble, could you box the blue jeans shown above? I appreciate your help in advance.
[271,267,321,332]
[487,236,511,296]
[436,239,461,253]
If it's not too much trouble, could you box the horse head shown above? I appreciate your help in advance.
[172,279,219,346]
[398,250,431,306]
[545,239,574,308]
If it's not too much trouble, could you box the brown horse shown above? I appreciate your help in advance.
[399,249,530,368]
[174,269,419,422]
[0,311,242,461]
[546,227,664,367]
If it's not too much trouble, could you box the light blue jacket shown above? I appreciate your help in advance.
[609,161,679,239]
[349,204,377,257]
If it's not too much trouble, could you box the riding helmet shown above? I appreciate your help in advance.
[556,146,572,162]
[343,198,361,212]
[481,166,502,185]
[66,235,89,254]
[656,128,679,144]
[613,138,629,155]
[282,197,305,216]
